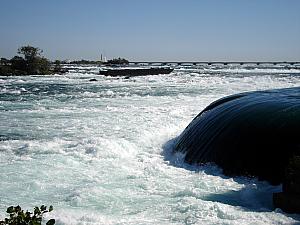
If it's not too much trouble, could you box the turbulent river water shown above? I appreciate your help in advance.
[1,64,300,224]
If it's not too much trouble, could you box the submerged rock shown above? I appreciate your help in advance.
[174,87,300,185]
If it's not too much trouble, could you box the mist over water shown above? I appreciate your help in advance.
[1,64,300,224]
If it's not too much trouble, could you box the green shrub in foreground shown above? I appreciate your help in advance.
[0,205,55,225]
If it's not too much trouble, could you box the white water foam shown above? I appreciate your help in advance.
[0,66,300,224]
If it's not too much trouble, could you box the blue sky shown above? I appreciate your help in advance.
[0,0,299,61]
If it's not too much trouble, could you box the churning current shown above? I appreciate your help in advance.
[1,65,300,224]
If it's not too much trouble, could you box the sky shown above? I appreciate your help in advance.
[0,0,300,61]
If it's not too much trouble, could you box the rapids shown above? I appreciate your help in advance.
[1,64,300,224]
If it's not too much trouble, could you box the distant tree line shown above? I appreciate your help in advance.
[105,57,129,65]
[66,57,129,65]
[0,45,130,76]
[67,59,103,65]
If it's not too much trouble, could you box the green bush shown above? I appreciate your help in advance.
[0,205,55,225]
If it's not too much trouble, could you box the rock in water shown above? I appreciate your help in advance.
[174,87,300,184]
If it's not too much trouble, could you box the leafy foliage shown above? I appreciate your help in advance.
[18,46,43,62]
[0,45,51,75]
[0,205,55,225]
[17,46,51,75]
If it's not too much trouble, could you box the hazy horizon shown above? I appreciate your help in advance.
[1,0,300,61]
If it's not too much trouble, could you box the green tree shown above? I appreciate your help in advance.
[1,46,54,76]
[16,45,51,75]
[18,46,42,62]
